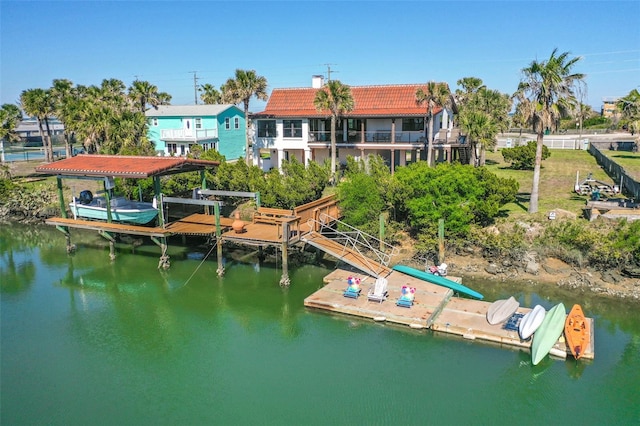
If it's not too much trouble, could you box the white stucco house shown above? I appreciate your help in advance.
[250,77,465,172]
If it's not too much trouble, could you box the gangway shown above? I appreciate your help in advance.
[301,213,398,278]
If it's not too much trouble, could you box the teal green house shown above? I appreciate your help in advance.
[146,105,246,160]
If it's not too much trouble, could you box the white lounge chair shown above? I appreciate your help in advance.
[367,277,388,303]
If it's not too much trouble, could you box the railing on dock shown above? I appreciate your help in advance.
[304,213,398,277]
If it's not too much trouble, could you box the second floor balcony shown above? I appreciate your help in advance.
[308,130,462,145]
[161,128,218,141]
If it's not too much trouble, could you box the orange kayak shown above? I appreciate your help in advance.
[564,304,590,359]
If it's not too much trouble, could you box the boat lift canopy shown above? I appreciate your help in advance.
[35,154,219,179]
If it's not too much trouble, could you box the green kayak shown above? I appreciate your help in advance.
[531,303,567,365]
[392,265,484,300]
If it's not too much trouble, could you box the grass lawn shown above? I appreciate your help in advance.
[484,148,615,219]
[599,150,640,181]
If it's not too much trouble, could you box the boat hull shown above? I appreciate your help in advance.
[519,304,546,340]
[565,304,590,359]
[392,265,483,300]
[531,303,566,365]
[70,197,158,225]
[486,296,520,325]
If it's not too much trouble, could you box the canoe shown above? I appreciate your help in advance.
[564,304,590,359]
[531,303,566,365]
[518,304,546,340]
[392,265,483,300]
[486,296,520,325]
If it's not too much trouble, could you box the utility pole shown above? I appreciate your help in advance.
[324,63,337,82]
[190,71,199,105]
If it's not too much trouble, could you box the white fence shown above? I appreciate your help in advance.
[497,137,589,150]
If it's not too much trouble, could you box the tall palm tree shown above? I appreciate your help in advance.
[199,83,222,105]
[516,48,584,213]
[50,79,78,158]
[313,79,355,182]
[415,82,451,166]
[455,77,485,108]
[221,69,268,166]
[20,88,55,162]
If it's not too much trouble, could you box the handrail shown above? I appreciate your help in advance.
[305,213,398,275]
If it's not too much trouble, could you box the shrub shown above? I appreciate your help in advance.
[501,140,550,170]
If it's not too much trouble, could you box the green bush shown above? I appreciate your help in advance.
[391,162,518,241]
[501,141,550,170]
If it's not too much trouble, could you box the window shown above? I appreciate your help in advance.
[257,120,276,137]
[195,118,202,129]
[402,118,424,131]
[234,117,240,129]
[225,118,230,130]
[283,120,302,138]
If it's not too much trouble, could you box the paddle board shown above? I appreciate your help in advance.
[486,296,520,325]
[531,303,566,365]
[392,265,483,300]
[565,304,590,359]
[519,304,546,340]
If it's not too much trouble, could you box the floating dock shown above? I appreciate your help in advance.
[304,268,594,360]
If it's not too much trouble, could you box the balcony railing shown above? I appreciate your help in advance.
[308,131,428,144]
[161,128,218,141]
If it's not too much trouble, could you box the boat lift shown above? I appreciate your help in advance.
[574,171,619,199]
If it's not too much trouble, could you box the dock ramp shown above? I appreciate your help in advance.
[301,214,398,278]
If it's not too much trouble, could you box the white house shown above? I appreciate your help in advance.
[251,77,463,172]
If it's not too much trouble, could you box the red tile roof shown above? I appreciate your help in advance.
[253,83,447,118]
[35,155,219,179]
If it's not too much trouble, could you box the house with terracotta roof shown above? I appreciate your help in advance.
[251,76,465,172]
[146,105,246,160]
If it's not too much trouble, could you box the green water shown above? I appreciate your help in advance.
[1,224,639,425]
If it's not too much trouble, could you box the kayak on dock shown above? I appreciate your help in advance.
[392,265,484,300]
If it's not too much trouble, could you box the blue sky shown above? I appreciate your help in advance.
[1,1,639,113]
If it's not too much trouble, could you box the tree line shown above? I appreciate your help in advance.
[2,50,640,216]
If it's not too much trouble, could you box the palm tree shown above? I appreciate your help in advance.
[458,110,497,166]
[455,77,485,108]
[475,88,511,165]
[313,79,355,182]
[516,48,585,213]
[0,104,23,143]
[20,88,55,162]
[221,69,268,166]
[511,91,535,140]
[128,80,169,113]
[617,89,640,135]
[50,79,78,158]
[415,82,451,166]
[199,83,222,105]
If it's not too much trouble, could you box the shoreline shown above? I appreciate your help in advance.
[430,252,640,302]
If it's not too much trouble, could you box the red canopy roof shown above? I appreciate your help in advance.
[35,155,219,179]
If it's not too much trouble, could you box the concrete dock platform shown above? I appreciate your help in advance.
[304,267,595,360]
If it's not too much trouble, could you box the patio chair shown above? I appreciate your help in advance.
[396,285,416,308]
[343,276,362,299]
[367,277,388,303]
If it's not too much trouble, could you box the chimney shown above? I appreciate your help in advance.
[312,75,324,88]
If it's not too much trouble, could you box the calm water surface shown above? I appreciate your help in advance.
[1,224,639,425]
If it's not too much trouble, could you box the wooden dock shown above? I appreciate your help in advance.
[304,267,595,360]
